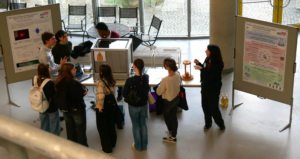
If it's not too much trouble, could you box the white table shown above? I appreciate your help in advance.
[82,68,201,87]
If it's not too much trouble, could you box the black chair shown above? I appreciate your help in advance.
[9,3,27,10]
[98,7,117,24]
[62,4,88,41]
[35,4,42,7]
[135,15,162,50]
[119,7,138,36]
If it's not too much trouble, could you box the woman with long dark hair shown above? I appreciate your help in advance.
[55,62,88,146]
[96,64,117,155]
[194,44,225,131]
[123,58,150,151]
[157,58,180,143]
[32,63,60,135]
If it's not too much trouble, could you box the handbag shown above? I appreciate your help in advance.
[177,72,189,111]
[148,92,156,104]
[124,77,140,104]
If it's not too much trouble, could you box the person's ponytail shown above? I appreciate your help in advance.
[133,58,145,86]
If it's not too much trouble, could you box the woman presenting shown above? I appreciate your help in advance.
[194,44,225,131]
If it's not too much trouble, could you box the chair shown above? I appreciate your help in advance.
[62,4,88,41]
[119,7,138,36]
[135,15,162,50]
[9,3,27,10]
[35,4,42,7]
[97,7,116,24]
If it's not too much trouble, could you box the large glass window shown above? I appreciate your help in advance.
[56,0,94,30]
[20,0,48,8]
[144,0,188,36]
[191,0,209,36]
[242,1,273,23]
[99,0,138,28]
[282,0,300,25]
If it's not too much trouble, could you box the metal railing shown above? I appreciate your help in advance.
[0,114,116,159]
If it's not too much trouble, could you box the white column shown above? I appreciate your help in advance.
[210,0,237,72]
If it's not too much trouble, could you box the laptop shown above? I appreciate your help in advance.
[75,63,92,82]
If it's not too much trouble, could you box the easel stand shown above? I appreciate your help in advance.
[229,81,243,116]
[230,81,293,132]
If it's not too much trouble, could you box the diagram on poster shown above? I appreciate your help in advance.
[243,22,288,92]
[7,10,53,73]
[94,51,106,62]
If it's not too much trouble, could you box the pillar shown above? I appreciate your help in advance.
[210,0,237,72]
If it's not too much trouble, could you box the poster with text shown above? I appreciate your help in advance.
[243,22,288,92]
[7,10,53,73]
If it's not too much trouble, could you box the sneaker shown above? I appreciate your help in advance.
[220,126,226,131]
[203,125,211,130]
[163,136,177,143]
[165,131,172,138]
[132,143,137,151]
[101,149,112,156]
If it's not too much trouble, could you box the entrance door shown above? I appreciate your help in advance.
[238,0,300,29]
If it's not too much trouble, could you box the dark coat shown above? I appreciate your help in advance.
[71,41,93,59]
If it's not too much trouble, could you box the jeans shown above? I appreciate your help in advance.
[39,109,61,136]
[201,90,225,128]
[96,106,117,153]
[63,108,88,147]
[129,104,148,151]
[117,87,123,95]
[163,96,180,137]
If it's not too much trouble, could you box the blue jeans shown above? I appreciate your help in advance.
[128,104,148,151]
[39,109,61,136]
[63,108,88,147]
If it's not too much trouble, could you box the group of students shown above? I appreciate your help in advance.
[34,28,226,155]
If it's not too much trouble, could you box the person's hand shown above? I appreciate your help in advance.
[83,89,88,95]
[194,59,199,65]
[99,108,103,113]
[60,56,69,66]
[194,65,202,70]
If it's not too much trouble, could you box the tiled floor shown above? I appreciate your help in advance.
[0,35,300,159]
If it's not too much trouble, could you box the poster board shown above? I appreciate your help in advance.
[0,4,62,84]
[234,16,298,105]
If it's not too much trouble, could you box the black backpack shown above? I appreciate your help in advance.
[124,77,140,105]
[101,80,118,109]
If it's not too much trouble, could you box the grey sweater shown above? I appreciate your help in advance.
[39,46,61,74]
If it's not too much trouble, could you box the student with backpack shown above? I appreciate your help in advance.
[29,63,60,136]
[54,62,88,147]
[95,64,118,155]
[157,58,180,143]
[123,59,150,151]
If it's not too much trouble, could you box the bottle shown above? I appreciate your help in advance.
[221,93,225,106]
[225,94,228,107]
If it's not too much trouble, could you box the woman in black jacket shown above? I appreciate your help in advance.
[194,44,225,131]
[123,58,150,151]
[55,62,89,146]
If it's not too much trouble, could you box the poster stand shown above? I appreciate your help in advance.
[0,44,19,107]
[232,16,297,132]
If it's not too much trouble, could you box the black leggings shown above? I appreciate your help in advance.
[96,107,117,153]
[201,90,225,128]
[163,96,180,137]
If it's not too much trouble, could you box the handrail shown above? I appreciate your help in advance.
[0,114,116,159]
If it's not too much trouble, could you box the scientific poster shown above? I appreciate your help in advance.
[243,22,288,92]
[7,10,53,73]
